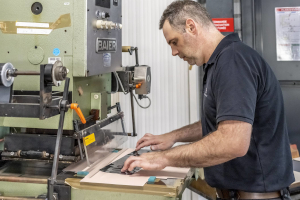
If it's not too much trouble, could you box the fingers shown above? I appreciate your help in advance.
[136,133,153,148]
[150,144,160,151]
[136,137,147,148]
[121,156,141,172]
[128,160,142,171]
[136,140,157,151]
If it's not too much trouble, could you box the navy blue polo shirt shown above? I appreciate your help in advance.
[201,33,294,192]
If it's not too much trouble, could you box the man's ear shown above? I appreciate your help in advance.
[185,19,197,35]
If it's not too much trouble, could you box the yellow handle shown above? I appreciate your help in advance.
[70,103,86,124]
[122,46,132,52]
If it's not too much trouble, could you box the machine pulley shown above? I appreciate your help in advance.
[0,61,67,87]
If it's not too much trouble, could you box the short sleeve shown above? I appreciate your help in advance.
[213,46,258,125]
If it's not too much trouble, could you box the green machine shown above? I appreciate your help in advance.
[0,1,190,199]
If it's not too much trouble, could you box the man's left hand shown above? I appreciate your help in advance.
[121,152,169,172]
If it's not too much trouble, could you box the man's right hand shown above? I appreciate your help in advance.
[135,133,176,151]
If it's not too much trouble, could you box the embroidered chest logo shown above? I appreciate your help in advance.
[204,87,208,97]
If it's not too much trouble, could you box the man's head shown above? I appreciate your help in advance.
[160,0,220,66]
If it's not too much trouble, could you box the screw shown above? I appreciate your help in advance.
[94,94,99,99]
[59,155,63,159]
[10,152,14,156]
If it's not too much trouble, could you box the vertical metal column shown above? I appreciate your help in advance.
[116,102,126,135]
[130,89,137,137]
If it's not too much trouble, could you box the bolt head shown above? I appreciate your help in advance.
[94,94,99,99]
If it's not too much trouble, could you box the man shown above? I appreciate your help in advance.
[121,1,294,199]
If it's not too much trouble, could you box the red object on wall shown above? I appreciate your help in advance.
[212,18,234,32]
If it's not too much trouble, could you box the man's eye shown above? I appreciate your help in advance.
[172,42,177,46]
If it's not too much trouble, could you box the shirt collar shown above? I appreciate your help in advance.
[204,33,241,69]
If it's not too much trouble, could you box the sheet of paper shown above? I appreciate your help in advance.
[294,157,300,162]
[275,7,300,61]
[294,171,300,182]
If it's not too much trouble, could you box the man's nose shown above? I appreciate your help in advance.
[172,48,179,56]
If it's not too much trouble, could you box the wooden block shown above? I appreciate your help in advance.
[291,144,299,159]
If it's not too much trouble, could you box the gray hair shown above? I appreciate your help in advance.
[159,0,213,32]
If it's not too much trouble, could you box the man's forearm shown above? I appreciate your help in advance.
[167,120,203,143]
[162,121,251,168]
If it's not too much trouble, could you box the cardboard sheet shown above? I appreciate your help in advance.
[135,167,190,179]
[80,148,190,187]
[81,171,150,187]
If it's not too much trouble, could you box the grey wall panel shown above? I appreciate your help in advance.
[241,0,254,48]
[260,0,300,81]
[206,0,233,18]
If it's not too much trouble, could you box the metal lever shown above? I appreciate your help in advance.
[48,77,70,200]
[69,103,86,124]
[122,46,139,66]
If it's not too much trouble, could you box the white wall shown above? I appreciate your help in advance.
[120,0,190,147]
[112,0,204,199]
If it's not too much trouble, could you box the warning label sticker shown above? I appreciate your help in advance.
[212,18,234,32]
[83,133,96,146]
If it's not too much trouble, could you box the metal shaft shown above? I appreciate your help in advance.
[48,110,65,200]
[135,47,139,66]
[130,89,137,137]
[13,71,40,76]
[50,111,65,182]
[117,102,126,136]
[48,78,70,200]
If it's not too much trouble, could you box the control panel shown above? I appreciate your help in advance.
[86,0,122,76]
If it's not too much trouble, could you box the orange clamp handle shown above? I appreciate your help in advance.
[136,83,142,89]
[70,103,86,124]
